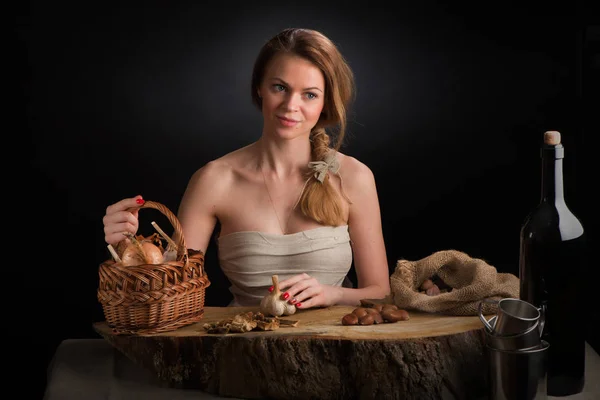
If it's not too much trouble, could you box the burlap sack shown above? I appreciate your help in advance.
[390,249,519,315]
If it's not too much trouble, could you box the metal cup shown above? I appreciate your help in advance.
[487,340,549,400]
[484,316,542,351]
[479,298,541,336]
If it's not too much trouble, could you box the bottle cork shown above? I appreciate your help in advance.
[544,131,561,145]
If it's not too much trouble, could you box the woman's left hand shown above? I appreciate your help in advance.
[276,273,343,309]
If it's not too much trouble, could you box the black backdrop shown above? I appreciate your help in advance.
[17,1,599,398]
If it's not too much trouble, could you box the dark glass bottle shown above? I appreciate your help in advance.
[519,130,586,396]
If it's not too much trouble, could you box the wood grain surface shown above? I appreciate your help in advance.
[94,305,490,400]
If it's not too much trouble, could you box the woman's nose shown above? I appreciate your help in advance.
[282,93,301,112]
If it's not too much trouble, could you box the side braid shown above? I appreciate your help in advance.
[297,128,346,226]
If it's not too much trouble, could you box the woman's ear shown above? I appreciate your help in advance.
[257,89,262,98]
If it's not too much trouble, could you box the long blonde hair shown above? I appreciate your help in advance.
[251,28,356,226]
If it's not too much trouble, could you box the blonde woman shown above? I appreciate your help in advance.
[102,28,391,309]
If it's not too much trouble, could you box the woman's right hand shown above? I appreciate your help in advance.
[103,195,145,245]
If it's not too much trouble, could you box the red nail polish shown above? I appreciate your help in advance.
[296,302,302,307]
[136,198,145,204]
[268,286,274,292]
[283,292,290,300]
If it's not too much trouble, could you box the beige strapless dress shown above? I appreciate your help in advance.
[217,225,352,306]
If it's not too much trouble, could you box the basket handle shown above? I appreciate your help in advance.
[140,201,188,260]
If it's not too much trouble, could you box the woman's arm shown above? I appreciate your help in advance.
[336,157,391,305]
[176,161,230,253]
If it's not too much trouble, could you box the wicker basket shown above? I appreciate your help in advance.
[97,201,210,335]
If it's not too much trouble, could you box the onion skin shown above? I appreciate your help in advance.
[120,241,164,266]
[142,242,164,264]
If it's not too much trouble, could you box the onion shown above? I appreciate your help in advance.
[120,240,164,266]
[142,241,164,264]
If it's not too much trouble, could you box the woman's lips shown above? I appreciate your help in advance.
[277,116,299,127]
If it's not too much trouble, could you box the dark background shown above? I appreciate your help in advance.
[16,1,599,398]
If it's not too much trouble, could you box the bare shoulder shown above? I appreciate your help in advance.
[185,158,233,195]
[182,146,252,204]
[185,145,253,192]
[336,152,376,191]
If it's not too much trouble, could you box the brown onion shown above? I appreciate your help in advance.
[120,240,164,266]
[142,241,164,264]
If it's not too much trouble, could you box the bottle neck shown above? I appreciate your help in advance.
[541,145,565,203]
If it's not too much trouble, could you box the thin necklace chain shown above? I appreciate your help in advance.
[260,166,296,235]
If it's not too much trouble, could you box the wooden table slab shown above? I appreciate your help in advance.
[93,305,489,400]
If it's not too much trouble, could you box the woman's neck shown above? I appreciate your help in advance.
[256,135,312,178]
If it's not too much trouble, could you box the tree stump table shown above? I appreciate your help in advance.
[93,305,489,399]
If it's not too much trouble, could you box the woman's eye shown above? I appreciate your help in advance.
[306,92,317,100]
[273,84,285,91]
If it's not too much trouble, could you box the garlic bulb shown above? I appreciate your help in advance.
[260,275,296,317]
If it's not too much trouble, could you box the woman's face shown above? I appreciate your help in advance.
[258,53,325,141]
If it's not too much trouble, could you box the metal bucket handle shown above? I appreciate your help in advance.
[478,298,546,337]
[478,298,499,332]
[537,303,546,337]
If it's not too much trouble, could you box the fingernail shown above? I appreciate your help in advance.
[289,298,297,304]
[282,292,290,300]
[268,286,274,292]
[296,302,302,307]
[136,198,145,205]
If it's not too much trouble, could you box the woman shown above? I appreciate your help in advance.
[103,28,390,309]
